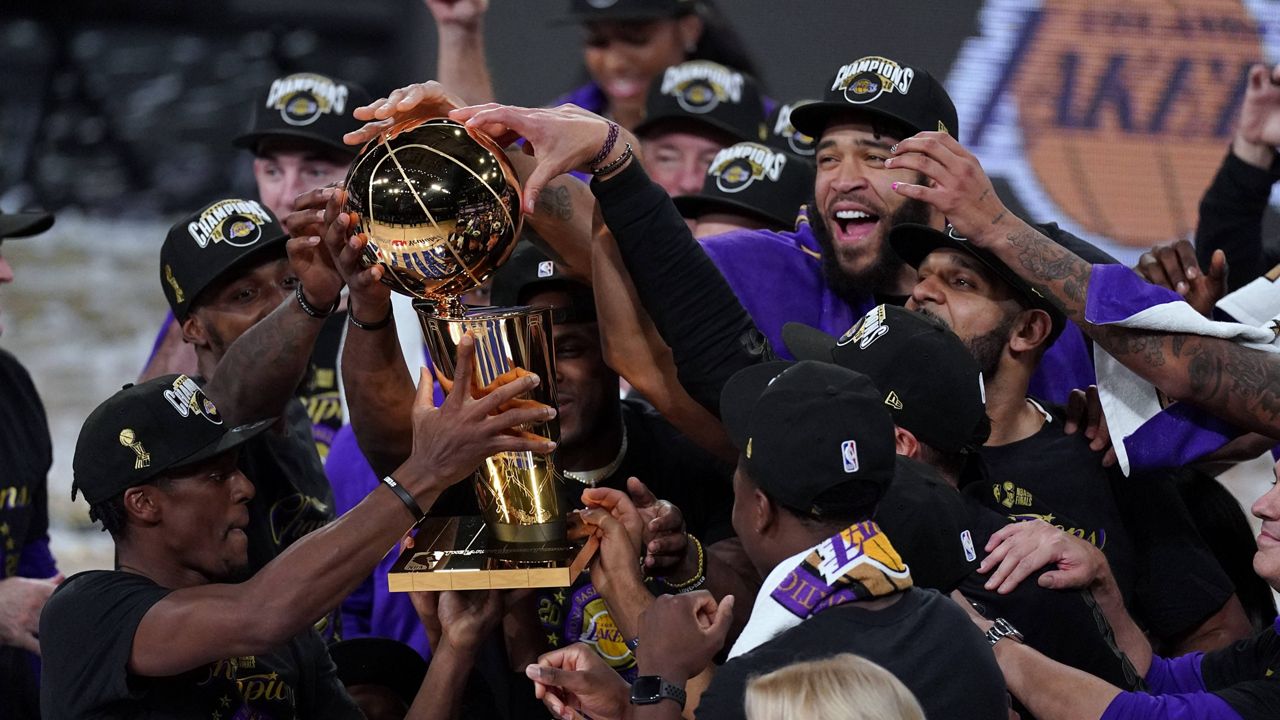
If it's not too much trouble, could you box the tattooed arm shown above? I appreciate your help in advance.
[887,131,1280,438]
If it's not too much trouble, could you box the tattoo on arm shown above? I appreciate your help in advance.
[535,184,573,222]
[1002,226,1092,317]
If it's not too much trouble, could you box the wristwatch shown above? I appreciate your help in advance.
[630,676,687,709]
[985,617,1025,647]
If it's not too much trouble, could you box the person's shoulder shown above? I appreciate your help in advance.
[42,570,169,643]
[49,570,164,608]
[700,227,806,254]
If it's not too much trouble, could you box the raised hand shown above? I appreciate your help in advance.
[625,477,691,577]
[344,81,467,148]
[1237,64,1280,149]
[887,131,1011,242]
[578,487,645,600]
[425,0,489,29]
[1061,385,1117,468]
[1134,239,1228,318]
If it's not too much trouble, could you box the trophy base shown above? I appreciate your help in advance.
[387,516,597,591]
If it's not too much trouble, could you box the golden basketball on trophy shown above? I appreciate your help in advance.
[345,117,593,590]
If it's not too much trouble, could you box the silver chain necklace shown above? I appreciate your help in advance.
[563,423,629,487]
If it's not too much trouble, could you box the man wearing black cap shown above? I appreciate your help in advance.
[37,351,551,717]
[143,72,371,463]
[786,305,1148,697]
[673,140,814,239]
[0,209,60,720]
[158,198,344,578]
[682,361,1006,720]
[887,223,1247,655]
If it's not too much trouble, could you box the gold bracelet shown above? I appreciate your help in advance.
[661,534,705,590]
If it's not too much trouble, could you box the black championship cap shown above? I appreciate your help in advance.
[559,0,696,22]
[874,456,981,593]
[488,241,596,323]
[789,55,958,141]
[0,209,54,239]
[233,72,371,156]
[634,60,766,143]
[330,638,427,707]
[673,142,814,229]
[72,374,272,505]
[889,224,1067,343]
[764,101,817,158]
[721,361,897,518]
[783,304,989,456]
[160,198,289,321]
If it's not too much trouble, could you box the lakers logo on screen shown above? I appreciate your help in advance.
[950,0,1276,252]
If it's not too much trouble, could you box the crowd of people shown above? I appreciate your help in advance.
[4,0,1280,718]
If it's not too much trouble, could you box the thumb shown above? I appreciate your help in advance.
[1038,571,1070,590]
[1210,249,1228,287]
[522,164,560,216]
[627,476,658,507]
[710,595,736,639]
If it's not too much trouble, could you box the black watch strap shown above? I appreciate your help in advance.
[630,676,687,709]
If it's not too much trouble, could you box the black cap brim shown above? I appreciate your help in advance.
[169,417,274,472]
[232,129,357,157]
[781,322,839,363]
[788,100,922,142]
[672,193,789,228]
[719,361,793,450]
[0,211,55,239]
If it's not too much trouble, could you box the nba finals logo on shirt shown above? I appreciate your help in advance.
[187,199,273,249]
[163,375,224,425]
[660,61,744,114]
[710,143,787,193]
[831,56,915,105]
[949,0,1279,253]
[265,73,349,127]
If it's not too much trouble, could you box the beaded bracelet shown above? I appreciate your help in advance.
[587,122,620,171]
[349,304,392,331]
[295,283,340,319]
[591,142,634,177]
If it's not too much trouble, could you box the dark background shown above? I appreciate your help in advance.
[0,0,983,216]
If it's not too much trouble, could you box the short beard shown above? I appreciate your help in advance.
[919,306,1015,379]
[811,195,932,305]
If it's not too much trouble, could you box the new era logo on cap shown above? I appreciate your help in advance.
[841,440,860,473]
[265,73,351,127]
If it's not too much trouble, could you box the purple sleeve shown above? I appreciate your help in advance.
[1101,690,1243,720]
[16,537,57,579]
[1146,654,1209,695]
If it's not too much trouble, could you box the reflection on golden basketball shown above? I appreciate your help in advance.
[1012,0,1263,247]
[344,117,523,307]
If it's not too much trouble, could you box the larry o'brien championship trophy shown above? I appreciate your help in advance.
[344,117,596,590]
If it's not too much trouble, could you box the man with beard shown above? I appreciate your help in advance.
[888,223,1250,655]
[692,55,1105,405]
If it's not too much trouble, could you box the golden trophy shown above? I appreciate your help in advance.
[345,117,595,590]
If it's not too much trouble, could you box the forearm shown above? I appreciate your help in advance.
[406,640,479,720]
[593,161,769,416]
[996,640,1121,720]
[436,23,494,107]
[203,294,325,425]
[978,219,1280,437]
[1092,573,1153,676]
[600,572,653,642]
[510,153,595,279]
[341,295,416,476]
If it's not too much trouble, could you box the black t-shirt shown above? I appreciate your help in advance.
[974,405,1233,639]
[238,399,337,572]
[1201,619,1280,720]
[38,570,361,719]
[877,458,1144,692]
[0,348,55,720]
[697,587,1009,720]
[535,397,734,680]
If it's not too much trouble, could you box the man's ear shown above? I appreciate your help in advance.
[753,486,777,537]
[122,486,163,527]
[181,313,209,350]
[676,13,704,52]
[1009,308,1053,354]
[894,426,920,459]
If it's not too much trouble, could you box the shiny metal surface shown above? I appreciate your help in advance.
[344,117,523,312]
[419,303,563,543]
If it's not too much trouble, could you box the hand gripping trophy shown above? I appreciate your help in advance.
[345,117,594,589]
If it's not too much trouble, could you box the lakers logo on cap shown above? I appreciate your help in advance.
[163,375,224,425]
[710,143,787,194]
[118,428,151,470]
[773,102,816,156]
[660,61,744,114]
[832,56,915,105]
[265,73,349,127]
[187,199,273,249]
